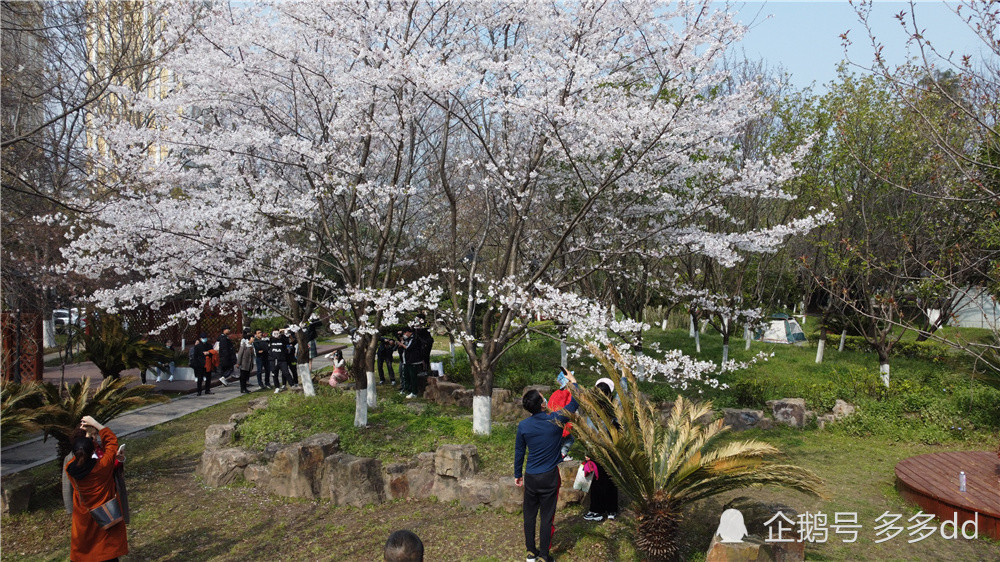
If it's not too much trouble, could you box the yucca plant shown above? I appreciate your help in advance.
[81,315,169,379]
[0,380,46,437]
[570,344,826,561]
[30,376,168,459]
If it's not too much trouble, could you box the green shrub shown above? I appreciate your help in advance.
[730,378,770,408]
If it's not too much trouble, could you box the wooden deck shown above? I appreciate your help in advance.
[895,451,1000,540]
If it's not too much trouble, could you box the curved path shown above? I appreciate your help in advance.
[2,342,347,477]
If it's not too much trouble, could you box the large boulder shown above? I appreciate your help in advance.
[205,423,237,450]
[766,399,807,428]
[706,534,807,562]
[722,409,769,431]
[246,397,269,412]
[322,453,385,507]
[0,474,34,515]
[383,461,415,500]
[458,478,503,509]
[197,447,259,487]
[243,464,271,488]
[435,444,479,478]
[268,433,340,499]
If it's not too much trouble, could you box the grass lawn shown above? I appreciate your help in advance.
[3,327,998,560]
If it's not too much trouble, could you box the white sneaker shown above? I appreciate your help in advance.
[219,377,229,386]
[155,376,161,383]
[562,454,574,462]
[168,375,174,382]
[274,387,283,394]
[406,393,416,399]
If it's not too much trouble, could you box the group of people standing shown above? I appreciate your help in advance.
[187,326,305,396]
[374,320,434,399]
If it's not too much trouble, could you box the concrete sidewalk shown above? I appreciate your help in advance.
[1,342,348,477]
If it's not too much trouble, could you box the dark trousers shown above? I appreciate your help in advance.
[588,461,618,515]
[401,363,420,393]
[255,356,269,386]
[239,369,252,392]
[377,355,395,383]
[194,368,211,395]
[523,468,560,558]
[273,361,293,387]
[289,362,299,385]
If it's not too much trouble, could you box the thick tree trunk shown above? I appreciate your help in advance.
[43,319,56,348]
[355,389,368,427]
[472,362,494,435]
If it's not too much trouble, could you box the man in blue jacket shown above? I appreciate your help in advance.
[514,370,578,562]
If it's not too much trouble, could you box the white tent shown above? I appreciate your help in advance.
[756,313,807,344]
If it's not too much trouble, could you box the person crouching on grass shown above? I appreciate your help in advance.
[514,370,579,562]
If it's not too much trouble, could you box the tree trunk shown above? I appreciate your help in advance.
[838,330,847,352]
[694,330,701,354]
[355,388,368,427]
[472,361,494,435]
[352,337,370,427]
[43,319,56,348]
[560,338,568,370]
[815,327,827,364]
[744,325,752,351]
[877,348,891,387]
[689,313,696,338]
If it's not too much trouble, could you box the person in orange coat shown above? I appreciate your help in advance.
[547,368,576,461]
[64,415,128,562]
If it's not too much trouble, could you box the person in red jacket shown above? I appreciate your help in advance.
[65,416,128,562]
[547,367,576,461]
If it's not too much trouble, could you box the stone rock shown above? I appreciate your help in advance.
[268,433,340,499]
[435,444,479,478]
[263,442,284,460]
[424,378,467,406]
[455,389,474,409]
[756,418,774,430]
[247,397,269,412]
[416,451,436,471]
[205,423,237,450]
[458,478,502,509]
[229,411,250,424]
[492,388,512,404]
[197,447,259,487]
[405,402,427,415]
[0,475,34,515]
[406,464,436,499]
[706,535,774,562]
[322,454,385,507]
[431,473,461,502]
[383,461,414,500]
[817,414,836,430]
[243,464,271,487]
[722,408,767,431]
[832,399,856,419]
[523,384,552,398]
[766,398,807,428]
[497,479,524,512]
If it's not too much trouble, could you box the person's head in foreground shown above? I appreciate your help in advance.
[522,388,545,414]
[384,529,423,562]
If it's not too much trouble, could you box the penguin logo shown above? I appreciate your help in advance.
[716,508,748,543]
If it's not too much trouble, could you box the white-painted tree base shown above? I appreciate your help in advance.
[838,330,847,352]
[560,340,568,369]
[689,316,696,338]
[695,331,701,354]
[366,371,377,408]
[661,319,667,331]
[300,364,316,397]
[815,339,826,364]
[43,320,56,348]
[355,389,368,427]
[721,344,729,364]
[473,396,492,435]
[880,363,890,387]
[744,326,752,351]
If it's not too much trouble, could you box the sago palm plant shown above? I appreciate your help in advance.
[30,375,167,459]
[82,315,169,379]
[0,380,46,436]
[570,345,826,561]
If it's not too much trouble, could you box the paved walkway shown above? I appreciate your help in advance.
[1,342,347,477]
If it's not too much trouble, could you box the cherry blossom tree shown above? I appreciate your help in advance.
[61,0,826,433]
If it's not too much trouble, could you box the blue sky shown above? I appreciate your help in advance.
[718,1,987,91]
